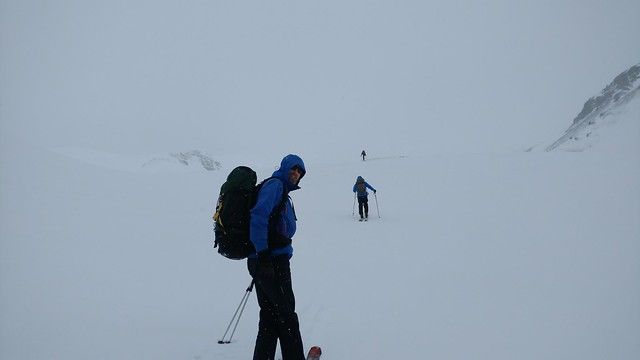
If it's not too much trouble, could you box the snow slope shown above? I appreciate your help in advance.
[544,63,640,152]
[1,141,639,359]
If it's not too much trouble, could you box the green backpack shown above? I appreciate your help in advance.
[213,166,286,260]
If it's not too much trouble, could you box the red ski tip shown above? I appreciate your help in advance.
[306,346,322,360]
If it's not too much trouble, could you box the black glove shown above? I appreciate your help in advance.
[374,190,377,194]
[256,250,275,279]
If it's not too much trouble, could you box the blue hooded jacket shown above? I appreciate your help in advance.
[249,154,306,258]
[353,176,376,198]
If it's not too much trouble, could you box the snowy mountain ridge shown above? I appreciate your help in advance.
[50,147,221,172]
[545,63,640,152]
[143,150,222,171]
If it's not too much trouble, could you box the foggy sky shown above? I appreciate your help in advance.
[2,0,639,160]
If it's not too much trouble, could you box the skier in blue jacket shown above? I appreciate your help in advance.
[248,154,307,360]
[353,176,376,221]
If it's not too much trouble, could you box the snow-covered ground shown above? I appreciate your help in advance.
[1,123,639,359]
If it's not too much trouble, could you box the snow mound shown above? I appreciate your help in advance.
[50,147,221,172]
[142,150,221,171]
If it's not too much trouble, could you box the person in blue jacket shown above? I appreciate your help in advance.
[248,154,307,360]
[353,176,376,221]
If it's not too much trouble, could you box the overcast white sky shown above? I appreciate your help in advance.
[1,0,639,159]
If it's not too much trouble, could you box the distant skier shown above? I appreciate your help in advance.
[361,150,366,161]
[353,176,376,221]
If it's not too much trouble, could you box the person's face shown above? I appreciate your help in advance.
[289,166,302,185]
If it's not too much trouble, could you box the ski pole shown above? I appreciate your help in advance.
[218,280,255,344]
[374,193,380,218]
[352,193,356,217]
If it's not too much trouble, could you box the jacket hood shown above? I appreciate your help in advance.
[272,154,306,191]
[356,176,364,182]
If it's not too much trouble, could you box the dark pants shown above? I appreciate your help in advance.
[357,196,369,218]
[247,256,305,360]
